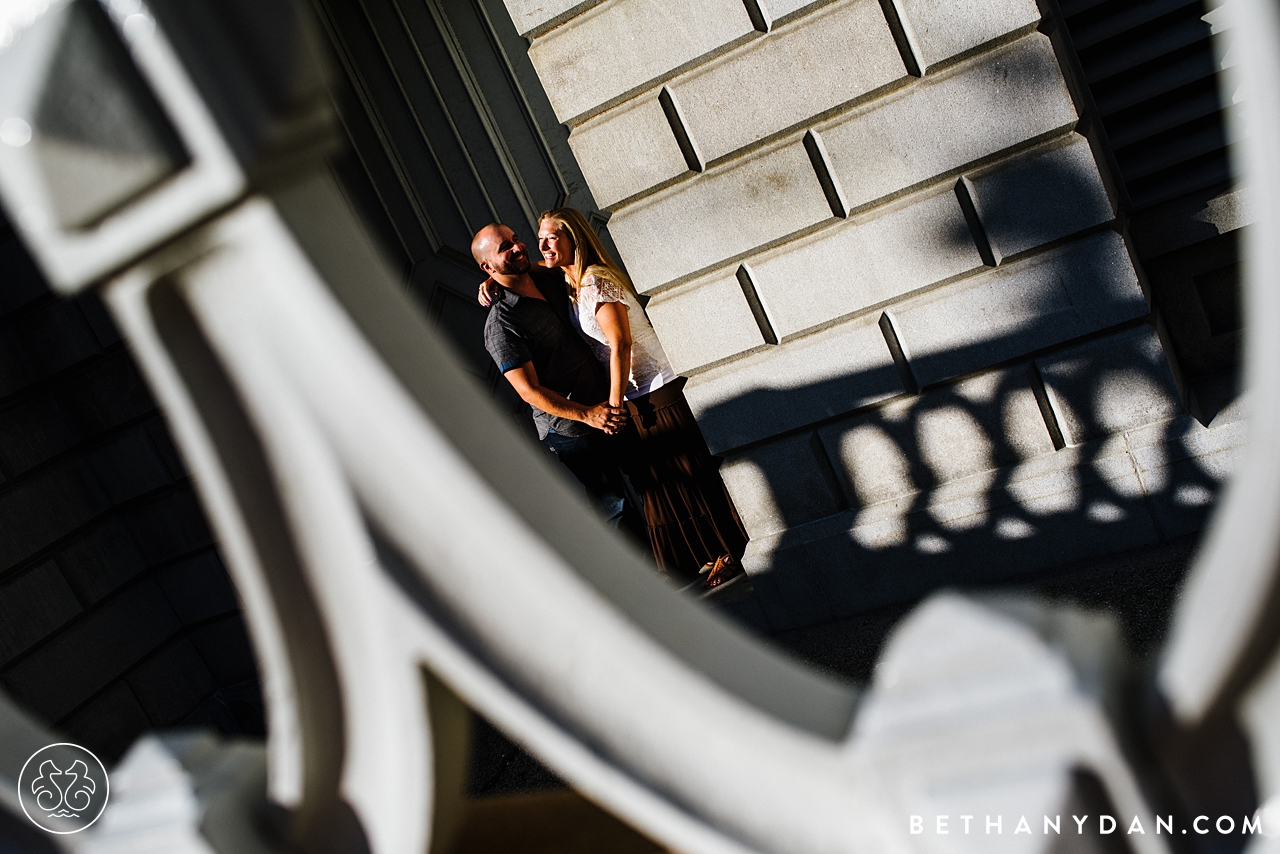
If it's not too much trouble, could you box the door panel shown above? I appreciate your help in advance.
[313,0,603,425]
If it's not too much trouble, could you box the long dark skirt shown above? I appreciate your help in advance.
[620,377,748,580]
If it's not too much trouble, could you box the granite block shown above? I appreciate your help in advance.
[60,681,153,761]
[55,350,157,434]
[747,435,1166,623]
[528,0,756,122]
[719,432,845,537]
[967,135,1113,260]
[893,0,1040,72]
[0,237,49,316]
[818,364,1054,508]
[154,549,239,625]
[2,578,180,722]
[645,271,767,373]
[0,462,104,572]
[1127,413,1245,540]
[758,0,825,22]
[684,313,901,452]
[893,231,1147,387]
[0,327,32,397]
[0,562,82,666]
[820,34,1076,212]
[820,410,919,509]
[501,0,603,36]
[669,0,906,163]
[1035,326,1181,446]
[568,91,691,208]
[126,639,218,726]
[8,299,102,382]
[85,426,175,506]
[55,517,148,606]
[188,616,258,686]
[0,392,78,476]
[609,139,834,292]
[123,486,215,565]
[748,187,982,338]
[76,292,122,348]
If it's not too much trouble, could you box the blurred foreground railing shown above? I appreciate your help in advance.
[0,1,1276,853]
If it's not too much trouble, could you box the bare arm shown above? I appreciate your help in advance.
[593,300,633,408]
[478,261,552,307]
[502,362,627,433]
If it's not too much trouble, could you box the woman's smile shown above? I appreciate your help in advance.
[538,221,574,269]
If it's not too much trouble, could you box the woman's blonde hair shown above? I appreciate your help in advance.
[539,207,636,298]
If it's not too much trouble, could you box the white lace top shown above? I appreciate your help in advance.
[572,273,678,400]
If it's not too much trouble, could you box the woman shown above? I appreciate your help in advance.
[485,209,747,588]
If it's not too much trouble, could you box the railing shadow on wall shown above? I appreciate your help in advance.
[711,343,1238,629]
[641,131,1246,635]
[691,305,1242,639]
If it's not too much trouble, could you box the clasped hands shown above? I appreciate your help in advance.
[584,401,628,435]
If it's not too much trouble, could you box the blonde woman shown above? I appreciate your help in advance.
[486,208,746,587]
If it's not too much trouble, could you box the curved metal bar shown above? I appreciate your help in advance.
[115,194,902,854]
[1158,0,1280,727]
[266,174,864,744]
[0,0,1277,852]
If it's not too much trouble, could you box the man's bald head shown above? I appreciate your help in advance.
[471,223,503,265]
[471,223,531,277]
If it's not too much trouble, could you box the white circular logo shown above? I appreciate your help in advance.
[18,743,110,834]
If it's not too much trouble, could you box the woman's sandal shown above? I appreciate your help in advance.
[702,555,742,590]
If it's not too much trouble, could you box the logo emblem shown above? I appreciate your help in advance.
[18,743,109,834]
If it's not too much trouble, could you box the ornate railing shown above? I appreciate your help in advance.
[0,1,1276,852]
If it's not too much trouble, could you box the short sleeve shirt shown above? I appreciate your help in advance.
[483,268,609,439]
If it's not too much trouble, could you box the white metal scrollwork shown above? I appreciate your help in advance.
[0,0,1277,852]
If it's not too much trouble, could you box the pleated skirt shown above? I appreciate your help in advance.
[621,377,749,581]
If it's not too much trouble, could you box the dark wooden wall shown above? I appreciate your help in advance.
[0,216,263,762]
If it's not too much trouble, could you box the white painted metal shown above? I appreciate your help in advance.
[0,0,243,292]
[1158,0,1280,726]
[1,0,1279,852]
[105,193,904,854]
[87,182,1185,854]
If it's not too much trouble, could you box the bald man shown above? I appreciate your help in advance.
[474,223,631,528]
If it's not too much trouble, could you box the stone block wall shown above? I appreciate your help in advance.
[501,0,1245,630]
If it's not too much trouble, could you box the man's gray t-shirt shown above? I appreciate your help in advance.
[483,268,609,439]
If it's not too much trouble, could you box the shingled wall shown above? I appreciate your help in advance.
[501,0,1247,630]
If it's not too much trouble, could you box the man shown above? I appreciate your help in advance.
[472,222,631,526]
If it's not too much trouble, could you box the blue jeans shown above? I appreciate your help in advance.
[542,430,627,528]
